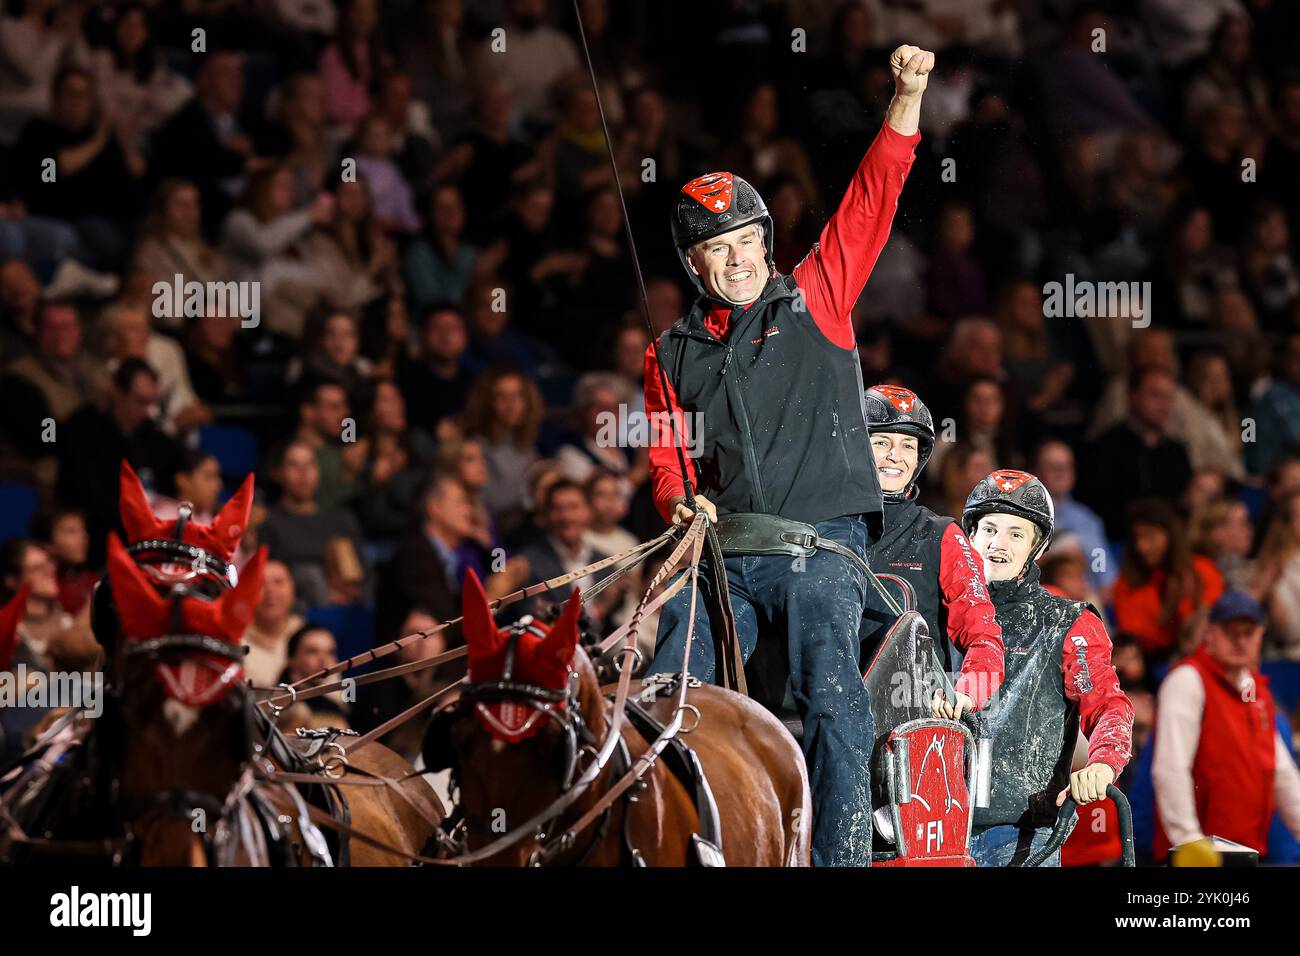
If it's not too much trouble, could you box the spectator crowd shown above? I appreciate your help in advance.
[2,0,1300,863]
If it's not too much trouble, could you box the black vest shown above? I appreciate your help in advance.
[658,276,883,537]
[863,496,954,665]
[976,564,1089,828]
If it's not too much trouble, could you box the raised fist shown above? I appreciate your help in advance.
[890,45,935,97]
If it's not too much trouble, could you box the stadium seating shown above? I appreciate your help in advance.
[198,425,260,483]
[0,484,39,542]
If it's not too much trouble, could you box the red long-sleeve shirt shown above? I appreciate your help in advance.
[937,523,1006,707]
[1060,608,1135,776]
[645,122,921,522]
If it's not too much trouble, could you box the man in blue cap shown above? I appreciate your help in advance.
[1152,589,1300,859]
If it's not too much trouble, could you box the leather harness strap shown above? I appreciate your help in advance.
[622,689,725,860]
[703,524,747,695]
[254,649,463,708]
[256,763,444,835]
[531,524,710,863]
[590,568,691,660]
[713,512,904,617]
[341,681,461,754]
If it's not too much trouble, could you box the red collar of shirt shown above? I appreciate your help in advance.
[702,297,759,340]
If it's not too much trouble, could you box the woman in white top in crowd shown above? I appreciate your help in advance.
[241,559,306,689]
[221,163,335,305]
[1184,350,1246,481]
[461,368,543,536]
[1257,493,1300,662]
[130,178,230,331]
[302,178,398,319]
[87,3,190,151]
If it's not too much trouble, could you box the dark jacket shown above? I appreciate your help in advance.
[374,528,460,646]
[653,275,882,535]
[978,564,1089,828]
[56,405,183,567]
[1078,421,1193,538]
[513,537,611,621]
[864,496,1005,704]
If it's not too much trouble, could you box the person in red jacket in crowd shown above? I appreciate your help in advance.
[861,385,1005,718]
[963,470,1134,866]
[643,46,942,867]
[1152,590,1300,860]
[1112,499,1223,663]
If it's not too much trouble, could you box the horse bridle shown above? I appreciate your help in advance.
[125,502,239,592]
[465,619,592,774]
[110,512,258,865]
[114,627,259,865]
[125,540,236,593]
[443,618,610,860]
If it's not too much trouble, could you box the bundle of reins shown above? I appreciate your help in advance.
[250,525,680,743]
[2,516,709,866]
[251,515,712,866]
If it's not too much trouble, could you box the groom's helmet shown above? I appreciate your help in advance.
[961,470,1055,567]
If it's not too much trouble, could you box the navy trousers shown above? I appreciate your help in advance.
[647,515,877,866]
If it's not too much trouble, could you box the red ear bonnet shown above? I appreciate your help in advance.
[107,533,266,705]
[460,570,583,743]
[118,460,253,562]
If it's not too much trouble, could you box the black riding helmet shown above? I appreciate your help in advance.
[961,469,1055,569]
[671,172,774,295]
[865,385,935,494]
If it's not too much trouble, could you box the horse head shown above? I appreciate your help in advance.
[106,530,267,865]
[427,570,606,864]
[93,460,255,673]
[117,459,253,593]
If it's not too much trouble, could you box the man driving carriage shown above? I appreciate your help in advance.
[641,45,965,867]
[962,470,1134,866]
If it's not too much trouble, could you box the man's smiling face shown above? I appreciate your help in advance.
[972,513,1039,582]
[686,223,770,306]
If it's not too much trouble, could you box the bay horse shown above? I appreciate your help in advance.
[104,532,443,866]
[113,462,444,866]
[1,462,442,866]
[424,570,811,866]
